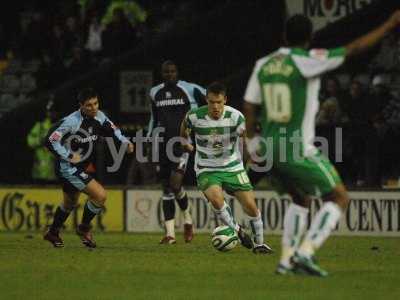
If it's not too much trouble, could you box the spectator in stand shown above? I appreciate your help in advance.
[370,33,400,72]
[49,24,67,62]
[65,47,91,79]
[102,8,136,57]
[341,80,369,186]
[21,11,46,60]
[368,74,400,186]
[102,0,147,28]
[0,28,10,74]
[381,90,400,184]
[316,98,343,126]
[85,15,105,63]
[320,76,345,105]
[37,50,66,89]
[27,101,57,184]
[64,16,83,57]
[364,75,393,187]
[316,76,346,171]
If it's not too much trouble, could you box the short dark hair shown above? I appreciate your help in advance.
[207,81,227,96]
[77,88,98,104]
[161,60,177,69]
[285,14,313,46]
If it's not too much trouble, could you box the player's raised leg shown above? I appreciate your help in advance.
[77,179,107,248]
[276,190,310,275]
[44,191,80,247]
[234,190,273,254]
[294,183,349,277]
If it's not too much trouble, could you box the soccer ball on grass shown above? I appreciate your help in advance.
[211,225,238,252]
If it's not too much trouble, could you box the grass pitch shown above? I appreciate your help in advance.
[1,232,399,300]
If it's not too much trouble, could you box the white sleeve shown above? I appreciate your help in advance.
[244,62,262,104]
[292,48,346,79]
[236,111,246,135]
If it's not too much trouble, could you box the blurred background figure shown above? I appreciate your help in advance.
[85,14,105,64]
[126,151,157,186]
[365,74,400,187]
[26,100,57,184]
[316,76,347,174]
[341,80,368,186]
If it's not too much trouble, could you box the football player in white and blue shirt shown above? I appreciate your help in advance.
[147,61,206,244]
[44,88,134,248]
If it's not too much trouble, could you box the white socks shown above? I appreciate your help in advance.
[165,219,175,238]
[280,203,309,267]
[214,203,265,245]
[214,202,240,232]
[182,202,193,225]
[298,202,342,258]
[248,211,264,245]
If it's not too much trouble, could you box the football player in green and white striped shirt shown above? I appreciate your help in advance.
[180,82,272,254]
[244,12,400,276]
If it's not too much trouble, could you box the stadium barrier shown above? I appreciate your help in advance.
[1,187,399,236]
[126,190,400,237]
[0,188,124,232]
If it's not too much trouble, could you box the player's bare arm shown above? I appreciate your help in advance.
[243,102,258,139]
[70,153,81,164]
[126,142,135,153]
[179,117,194,153]
[345,10,400,57]
[239,129,251,164]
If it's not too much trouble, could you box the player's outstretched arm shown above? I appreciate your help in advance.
[345,10,400,57]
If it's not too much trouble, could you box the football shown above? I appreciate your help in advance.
[211,225,239,252]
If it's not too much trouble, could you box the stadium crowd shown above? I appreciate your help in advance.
[0,0,217,117]
[0,0,149,118]
[316,32,400,188]
[1,1,399,189]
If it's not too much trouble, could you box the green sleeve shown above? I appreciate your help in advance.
[186,113,194,129]
[328,47,346,58]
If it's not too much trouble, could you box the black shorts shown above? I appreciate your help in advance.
[158,143,189,180]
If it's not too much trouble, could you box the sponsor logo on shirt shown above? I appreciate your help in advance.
[156,99,185,107]
[49,131,62,142]
[77,135,98,143]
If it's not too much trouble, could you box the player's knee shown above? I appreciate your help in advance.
[291,194,310,208]
[206,191,223,210]
[335,188,349,210]
[62,201,77,212]
[170,184,181,196]
[326,185,349,211]
[93,190,107,205]
[162,182,172,195]
[63,195,79,211]
[245,206,259,218]
[170,179,182,195]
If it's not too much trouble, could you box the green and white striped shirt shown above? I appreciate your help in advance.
[185,105,246,175]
